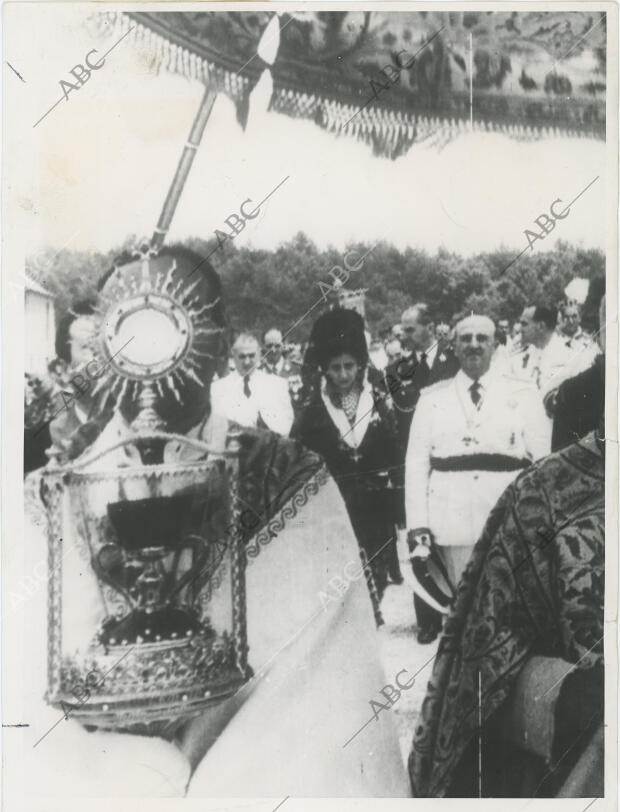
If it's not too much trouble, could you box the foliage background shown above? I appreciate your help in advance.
[28,234,605,343]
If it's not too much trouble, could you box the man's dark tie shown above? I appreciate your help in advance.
[243,375,252,398]
[417,351,430,385]
[469,380,482,407]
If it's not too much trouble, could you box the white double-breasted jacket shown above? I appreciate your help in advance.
[405,369,551,548]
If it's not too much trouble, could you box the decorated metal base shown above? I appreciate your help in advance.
[54,632,247,738]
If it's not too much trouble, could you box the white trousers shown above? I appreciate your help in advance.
[437,545,474,589]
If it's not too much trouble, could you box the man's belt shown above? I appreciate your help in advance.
[430,454,530,473]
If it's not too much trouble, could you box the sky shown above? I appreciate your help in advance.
[7,5,607,261]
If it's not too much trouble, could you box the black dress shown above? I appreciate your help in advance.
[292,380,400,621]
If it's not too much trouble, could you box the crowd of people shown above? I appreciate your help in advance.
[186,297,603,635]
[203,294,605,796]
[23,262,606,797]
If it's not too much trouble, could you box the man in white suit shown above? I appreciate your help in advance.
[405,315,550,590]
[211,333,293,436]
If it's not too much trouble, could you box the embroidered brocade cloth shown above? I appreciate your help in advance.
[408,432,604,797]
[101,10,605,162]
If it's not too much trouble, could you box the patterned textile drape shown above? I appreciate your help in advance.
[98,10,606,160]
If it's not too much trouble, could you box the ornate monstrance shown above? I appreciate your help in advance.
[92,248,224,436]
[41,247,251,738]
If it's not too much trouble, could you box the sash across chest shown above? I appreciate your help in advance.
[430,454,530,473]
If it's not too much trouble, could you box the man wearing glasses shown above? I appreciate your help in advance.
[405,315,550,641]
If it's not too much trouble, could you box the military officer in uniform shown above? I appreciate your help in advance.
[261,328,298,377]
[513,305,597,405]
[385,304,459,451]
[383,304,458,640]
[261,327,303,413]
[405,314,550,605]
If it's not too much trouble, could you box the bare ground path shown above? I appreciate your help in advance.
[377,537,440,766]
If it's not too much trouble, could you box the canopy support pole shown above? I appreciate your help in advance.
[151,86,218,251]
[469,33,473,131]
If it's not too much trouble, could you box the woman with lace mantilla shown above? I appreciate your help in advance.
[292,308,400,622]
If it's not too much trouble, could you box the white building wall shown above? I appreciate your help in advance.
[25,291,55,374]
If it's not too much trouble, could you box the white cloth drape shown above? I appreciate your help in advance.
[8,466,409,799]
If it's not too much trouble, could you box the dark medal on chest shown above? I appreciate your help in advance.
[462,435,478,447]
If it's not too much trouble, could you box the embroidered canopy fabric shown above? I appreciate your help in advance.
[103,9,606,159]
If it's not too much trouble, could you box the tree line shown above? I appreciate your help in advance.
[28,233,604,343]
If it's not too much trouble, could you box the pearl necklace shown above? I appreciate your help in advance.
[340,388,360,425]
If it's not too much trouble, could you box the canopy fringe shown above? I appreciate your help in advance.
[98,11,602,161]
